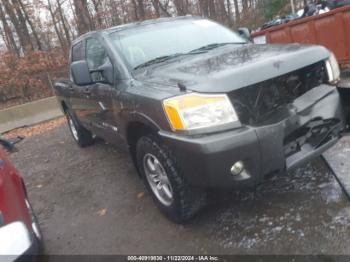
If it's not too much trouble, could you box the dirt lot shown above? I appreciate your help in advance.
[7,120,350,255]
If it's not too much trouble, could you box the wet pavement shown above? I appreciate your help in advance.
[9,125,350,255]
[324,138,350,195]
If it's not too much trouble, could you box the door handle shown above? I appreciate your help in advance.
[83,88,91,95]
[69,86,74,93]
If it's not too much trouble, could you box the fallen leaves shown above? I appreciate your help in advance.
[97,208,107,216]
[0,50,68,110]
[137,192,145,199]
[2,117,66,138]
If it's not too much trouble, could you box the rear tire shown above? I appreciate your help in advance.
[136,134,206,223]
[66,110,94,147]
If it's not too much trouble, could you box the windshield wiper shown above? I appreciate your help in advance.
[133,42,246,70]
[134,53,185,70]
[188,42,246,54]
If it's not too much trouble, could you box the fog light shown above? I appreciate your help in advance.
[230,161,244,176]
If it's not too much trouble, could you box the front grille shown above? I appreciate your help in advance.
[229,61,327,125]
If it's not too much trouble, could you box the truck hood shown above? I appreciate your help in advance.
[135,44,330,93]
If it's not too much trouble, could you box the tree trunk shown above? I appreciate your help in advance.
[131,0,139,21]
[68,0,79,37]
[233,0,240,26]
[119,0,128,23]
[137,0,146,20]
[2,0,32,53]
[226,0,233,27]
[199,0,209,17]
[11,0,34,50]
[208,0,216,19]
[108,0,121,25]
[151,0,161,17]
[73,0,94,35]
[16,0,42,50]
[0,3,19,55]
[91,0,103,28]
[47,0,67,52]
[173,0,189,15]
[56,0,71,46]
[152,0,172,17]
[0,27,10,51]
[215,0,228,24]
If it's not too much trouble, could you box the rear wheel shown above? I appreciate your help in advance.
[136,135,206,223]
[66,110,94,147]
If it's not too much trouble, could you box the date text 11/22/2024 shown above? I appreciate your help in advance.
[127,256,219,261]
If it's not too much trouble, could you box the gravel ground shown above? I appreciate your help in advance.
[7,123,350,255]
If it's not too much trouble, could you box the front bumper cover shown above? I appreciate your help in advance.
[159,84,346,188]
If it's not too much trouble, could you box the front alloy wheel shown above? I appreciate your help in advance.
[136,135,206,223]
[143,153,174,207]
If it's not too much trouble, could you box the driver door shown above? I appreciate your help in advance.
[84,37,115,139]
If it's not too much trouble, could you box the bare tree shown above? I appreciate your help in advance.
[91,0,103,28]
[226,0,233,27]
[152,0,171,17]
[73,0,94,35]
[173,0,189,15]
[56,0,72,45]
[0,0,307,54]
[16,0,42,50]
[47,0,67,51]
[12,0,35,50]
[2,0,33,53]
[0,3,19,55]
[233,0,240,26]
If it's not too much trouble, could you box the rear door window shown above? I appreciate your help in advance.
[71,42,83,62]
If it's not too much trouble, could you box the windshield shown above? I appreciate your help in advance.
[108,19,246,69]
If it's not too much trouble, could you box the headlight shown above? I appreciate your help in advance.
[326,52,340,84]
[163,93,238,130]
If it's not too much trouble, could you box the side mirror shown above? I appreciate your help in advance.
[238,27,251,41]
[90,59,114,85]
[0,137,23,152]
[71,61,92,86]
[0,139,13,151]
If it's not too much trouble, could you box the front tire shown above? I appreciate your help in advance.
[136,135,206,223]
[66,110,94,147]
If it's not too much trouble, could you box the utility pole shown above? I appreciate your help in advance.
[291,0,295,13]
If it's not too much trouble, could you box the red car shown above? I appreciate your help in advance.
[0,138,42,259]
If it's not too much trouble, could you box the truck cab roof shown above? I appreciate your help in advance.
[72,15,200,45]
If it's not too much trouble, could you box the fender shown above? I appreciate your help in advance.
[125,112,161,136]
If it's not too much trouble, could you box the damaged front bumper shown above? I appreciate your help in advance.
[159,84,346,188]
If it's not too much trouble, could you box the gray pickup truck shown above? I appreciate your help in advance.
[54,16,349,222]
